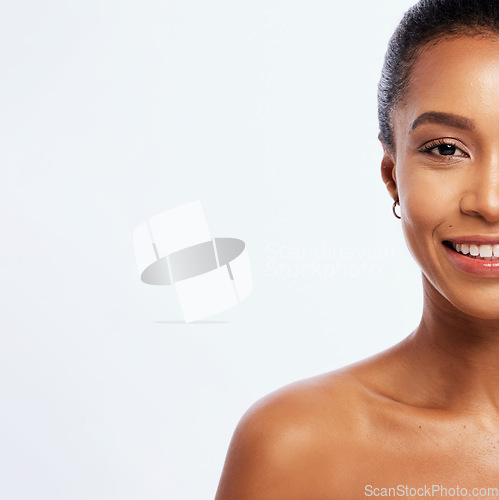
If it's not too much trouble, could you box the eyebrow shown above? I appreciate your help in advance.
[409,112,476,133]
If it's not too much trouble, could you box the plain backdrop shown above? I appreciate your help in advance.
[0,0,421,498]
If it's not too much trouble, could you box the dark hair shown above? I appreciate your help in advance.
[378,0,498,150]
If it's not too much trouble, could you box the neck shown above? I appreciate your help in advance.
[399,274,499,414]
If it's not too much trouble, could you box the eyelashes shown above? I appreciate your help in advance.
[418,138,468,158]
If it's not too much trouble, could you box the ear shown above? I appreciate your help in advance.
[379,134,398,201]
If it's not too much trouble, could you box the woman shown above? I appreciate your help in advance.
[216,0,499,497]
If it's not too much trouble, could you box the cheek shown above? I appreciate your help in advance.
[398,169,458,267]
[405,178,452,224]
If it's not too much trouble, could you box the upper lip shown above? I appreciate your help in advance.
[444,236,499,245]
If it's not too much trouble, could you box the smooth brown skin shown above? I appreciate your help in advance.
[215,36,499,499]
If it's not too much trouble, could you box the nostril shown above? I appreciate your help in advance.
[460,195,499,221]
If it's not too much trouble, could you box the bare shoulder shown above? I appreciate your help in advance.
[214,340,434,498]
[214,367,373,499]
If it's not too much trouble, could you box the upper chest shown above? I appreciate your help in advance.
[297,403,499,499]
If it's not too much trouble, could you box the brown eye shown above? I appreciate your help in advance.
[430,143,466,156]
[419,139,468,157]
[433,143,458,155]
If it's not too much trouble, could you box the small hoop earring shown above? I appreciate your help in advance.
[392,197,401,219]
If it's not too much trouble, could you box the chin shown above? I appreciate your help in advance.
[447,293,499,321]
[424,273,499,321]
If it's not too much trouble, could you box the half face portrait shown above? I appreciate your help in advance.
[216,1,499,498]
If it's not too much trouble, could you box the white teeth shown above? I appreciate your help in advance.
[451,242,499,260]
[480,245,493,257]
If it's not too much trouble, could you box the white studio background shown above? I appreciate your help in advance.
[0,0,421,499]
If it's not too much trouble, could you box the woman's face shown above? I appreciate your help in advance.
[382,35,499,320]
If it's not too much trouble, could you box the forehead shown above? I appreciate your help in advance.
[393,36,499,143]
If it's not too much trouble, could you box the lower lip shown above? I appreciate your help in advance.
[443,243,499,277]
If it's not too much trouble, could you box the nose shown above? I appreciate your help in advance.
[460,151,499,222]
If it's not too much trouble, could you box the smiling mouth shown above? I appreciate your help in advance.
[443,241,499,261]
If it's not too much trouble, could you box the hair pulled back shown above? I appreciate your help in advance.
[378,0,498,150]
